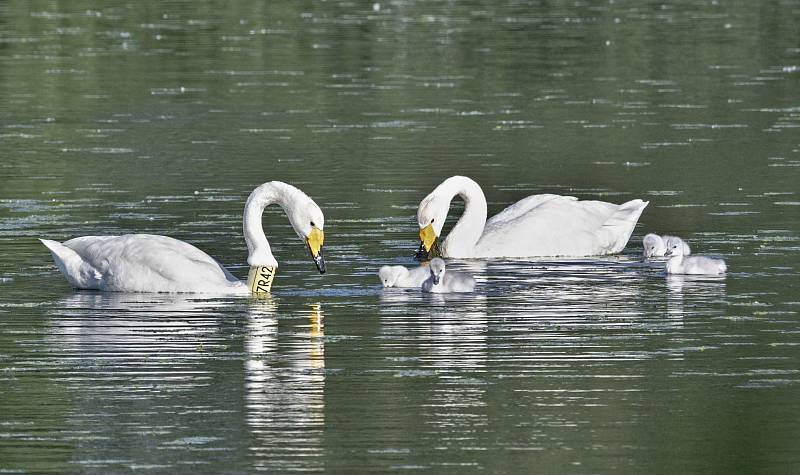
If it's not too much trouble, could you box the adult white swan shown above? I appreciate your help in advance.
[415,176,648,259]
[41,181,326,294]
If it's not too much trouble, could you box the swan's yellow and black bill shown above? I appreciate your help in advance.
[415,223,439,261]
[306,226,326,274]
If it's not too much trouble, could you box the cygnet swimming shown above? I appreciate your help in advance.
[642,233,666,258]
[643,233,691,258]
[664,235,691,255]
[379,264,430,288]
[421,258,476,293]
[665,241,726,275]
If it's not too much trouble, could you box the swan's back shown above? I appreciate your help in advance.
[478,196,647,257]
[484,194,569,229]
[52,235,245,293]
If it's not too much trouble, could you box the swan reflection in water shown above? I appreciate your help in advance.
[43,293,327,471]
[666,274,728,322]
[380,258,717,362]
[43,292,248,470]
[48,292,237,352]
[379,265,489,434]
[245,299,326,470]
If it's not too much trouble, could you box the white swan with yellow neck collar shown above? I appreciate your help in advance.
[41,181,326,294]
[415,176,648,259]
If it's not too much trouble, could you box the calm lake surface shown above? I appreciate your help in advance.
[2,1,799,472]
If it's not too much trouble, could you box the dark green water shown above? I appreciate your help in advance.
[1,1,799,472]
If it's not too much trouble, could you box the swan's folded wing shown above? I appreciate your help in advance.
[484,194,575,232]
[66,234,238,291]
[476,197,624,257]
[598,199,648,253]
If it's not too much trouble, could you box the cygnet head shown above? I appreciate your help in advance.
[664,235,690,256]
[378,265,402,287]
[664,239,688,258]
[643,233,665,258]
[429,258,446,285]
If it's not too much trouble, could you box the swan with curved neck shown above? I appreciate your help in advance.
[415,176,648,259]
[41,181,326,294]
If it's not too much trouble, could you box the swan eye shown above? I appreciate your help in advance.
[431,219,435,223]
[310,221,315,227]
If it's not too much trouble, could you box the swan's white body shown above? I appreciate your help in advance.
[379,264,430,288]
[665,242,726,275]
[41,234,249,294]
[41,181,326,294]
[416,176,648,258]
[643,233,691,258]
[421,258,476,293]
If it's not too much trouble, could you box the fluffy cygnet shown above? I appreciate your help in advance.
[643,233,691,258]
[421,258,476,293]
[665,241,726,275]
[664,235,691,256]
[642,233,666,258]
[378,264,430,288]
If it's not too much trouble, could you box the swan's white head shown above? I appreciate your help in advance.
[378,265,403,287]
[428,258,446,285]
[643,233,666,258]
[415,190,449,260]
[286,193,326,274]
[664,238,688,258]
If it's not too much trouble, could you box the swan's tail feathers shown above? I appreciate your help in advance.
[40,238,100,289]
[600,199,649,254]
[40,239,72,266]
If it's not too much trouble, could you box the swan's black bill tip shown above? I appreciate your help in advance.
[313,251,326,274]
[414,241,429,261]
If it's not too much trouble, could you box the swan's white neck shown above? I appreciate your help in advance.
[243,181,303,267]
[438,176,488,257]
